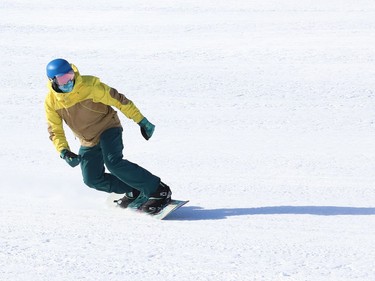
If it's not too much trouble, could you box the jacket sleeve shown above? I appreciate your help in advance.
[44,96,70,153]
[92,79,144,123]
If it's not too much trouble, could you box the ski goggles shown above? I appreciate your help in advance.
[54,70,75,86]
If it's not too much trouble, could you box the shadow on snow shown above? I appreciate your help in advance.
[166,205,375,221]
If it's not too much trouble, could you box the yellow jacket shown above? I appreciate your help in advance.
[45,64,144,153]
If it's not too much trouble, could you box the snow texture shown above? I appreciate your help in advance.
[1,0,375,280]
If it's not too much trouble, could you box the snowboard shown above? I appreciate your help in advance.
[110,194,189,220]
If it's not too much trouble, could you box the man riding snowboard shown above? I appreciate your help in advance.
[44,58,171,214]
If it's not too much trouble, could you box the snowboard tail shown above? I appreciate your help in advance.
[152,199,189,220]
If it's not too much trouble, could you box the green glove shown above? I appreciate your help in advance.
[138,117,155,140]
[60,149,81,168]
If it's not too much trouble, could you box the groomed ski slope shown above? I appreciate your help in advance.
[1,0,375,280]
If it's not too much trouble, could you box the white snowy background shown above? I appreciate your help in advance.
[1,0,375,280]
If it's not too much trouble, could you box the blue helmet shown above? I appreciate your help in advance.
[46,58,73,79]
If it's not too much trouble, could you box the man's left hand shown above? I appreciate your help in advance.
[138,117,155,140]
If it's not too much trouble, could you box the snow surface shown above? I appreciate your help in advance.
[1,0,375,280]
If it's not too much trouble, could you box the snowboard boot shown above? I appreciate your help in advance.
[140,182,172,214]
[114,188,141,208]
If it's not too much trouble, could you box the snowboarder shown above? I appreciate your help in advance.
[44,58,171,214]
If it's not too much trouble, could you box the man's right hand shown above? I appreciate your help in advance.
[60,149,81,168]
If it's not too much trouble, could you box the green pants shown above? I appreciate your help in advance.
[79,127,160,198]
